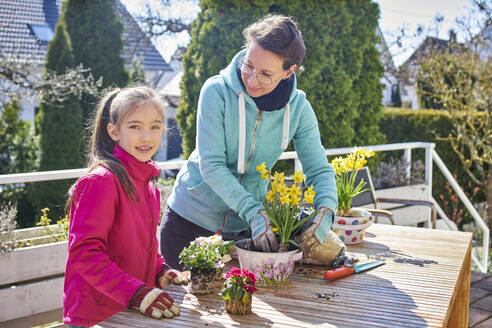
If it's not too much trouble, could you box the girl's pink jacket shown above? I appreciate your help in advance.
[63,145,165,326]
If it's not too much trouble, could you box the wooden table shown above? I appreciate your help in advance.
[100,224,472,328]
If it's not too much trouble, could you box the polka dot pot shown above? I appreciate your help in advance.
[332,208,374,245]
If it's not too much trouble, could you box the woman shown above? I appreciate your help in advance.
[161,14,343,269]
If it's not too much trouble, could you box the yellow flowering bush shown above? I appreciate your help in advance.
[36,208,69,242]
[256,163,317,251]
[331,148,375,216]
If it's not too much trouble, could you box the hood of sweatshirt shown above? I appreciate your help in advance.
[219,49,298,174]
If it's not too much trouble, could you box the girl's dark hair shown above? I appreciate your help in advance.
[66,86,165,213]
[243,14,306,70]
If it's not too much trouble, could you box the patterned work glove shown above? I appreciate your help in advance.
[251,209,279,252]
[156,263,190,288]
[295,207,345,265]
[130,286,180,319]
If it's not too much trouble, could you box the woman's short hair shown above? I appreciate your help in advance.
[243,14,306,70]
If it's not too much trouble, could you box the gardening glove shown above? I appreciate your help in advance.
[295,207,345,265]
[130,285,180,319]
[251,209,279,252]
[156,263,190,288]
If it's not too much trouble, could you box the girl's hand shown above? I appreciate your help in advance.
[157,265,190,288]
[130,286,180,319]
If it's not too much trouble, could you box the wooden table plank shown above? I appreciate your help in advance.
[100,224,472,328]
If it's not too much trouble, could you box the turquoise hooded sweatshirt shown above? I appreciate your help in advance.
[166,49,337,243]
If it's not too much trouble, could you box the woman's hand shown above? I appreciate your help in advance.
[295,207,345,264]
[251,210,279,252]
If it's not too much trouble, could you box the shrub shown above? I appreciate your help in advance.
[0,204,17,253]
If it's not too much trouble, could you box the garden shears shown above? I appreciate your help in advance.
[324,260,385,281]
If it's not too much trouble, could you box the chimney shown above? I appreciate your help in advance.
[449,29,457,43]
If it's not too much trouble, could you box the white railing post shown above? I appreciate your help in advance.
[294,158,302,172]
[424,145,434,228]
[432,149,490,273]
[403,149,411,183]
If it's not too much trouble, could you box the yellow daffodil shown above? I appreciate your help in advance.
[304,184,315,204]
[261,170,270,180]
[289,184,301,197]
[276,183,287,195]
[280,193,291,205]
[332,148,373,212]
[291,170,305,184]
[273,171,285,185]
[290,194,301,206]
[256,162,267,173]
[272,227,279,232]
[266,190,275,202]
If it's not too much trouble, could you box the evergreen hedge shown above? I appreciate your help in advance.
[0,102,37,227]
[177,0,385,159]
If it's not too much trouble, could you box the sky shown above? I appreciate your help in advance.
[121,0,481,68]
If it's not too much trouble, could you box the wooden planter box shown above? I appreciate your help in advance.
[0,225,67,322]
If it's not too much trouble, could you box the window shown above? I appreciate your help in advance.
[28,24,54,42]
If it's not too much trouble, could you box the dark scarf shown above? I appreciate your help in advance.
[236,64,293,112]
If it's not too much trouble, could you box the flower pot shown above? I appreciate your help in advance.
[234,239,302,287]
[224,298,252,315]
[188,268,216,295]
[332,208,373,245]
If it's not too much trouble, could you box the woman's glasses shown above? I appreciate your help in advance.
[240,58,282,85]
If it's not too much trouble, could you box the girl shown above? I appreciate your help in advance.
[63,86,189,327]
[161,14,343,269]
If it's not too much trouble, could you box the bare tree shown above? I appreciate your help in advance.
[416,0,492,231]
[135,0,197,39]
[0,49,102,107]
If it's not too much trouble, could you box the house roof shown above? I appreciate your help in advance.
[0,0,171,72]
[402,36,453,67]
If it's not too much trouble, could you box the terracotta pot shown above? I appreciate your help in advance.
[234,239,302,287]
[224,298,252,315]
[188,268,216,295]
[332,208,374,244]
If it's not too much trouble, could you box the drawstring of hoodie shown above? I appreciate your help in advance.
[238,92,246,174]
[237,92,290,174]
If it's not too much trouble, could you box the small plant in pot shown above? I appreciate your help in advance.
[330,148,375,244]
[179,235,233,295]
[234,163,316,287]
[221,267,257,315]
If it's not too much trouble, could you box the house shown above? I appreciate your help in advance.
[0,0,176,160]
[399,32,459,109]
[473,23,492,61]
[156,47,186,162]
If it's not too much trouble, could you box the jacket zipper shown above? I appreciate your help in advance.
[241,110,263,179]
[144,180,154,282]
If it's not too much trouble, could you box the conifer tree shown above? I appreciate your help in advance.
[177,0,384,158]
[64,0,129,123]
[31,20,84,220]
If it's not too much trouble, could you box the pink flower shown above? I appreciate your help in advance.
[244,284,257,294]
[246,272,256,285]
[225,267,242,279]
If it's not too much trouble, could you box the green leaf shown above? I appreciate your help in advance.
[230,285,244,300]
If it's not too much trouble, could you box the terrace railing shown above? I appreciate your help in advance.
[0,142,489,272]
